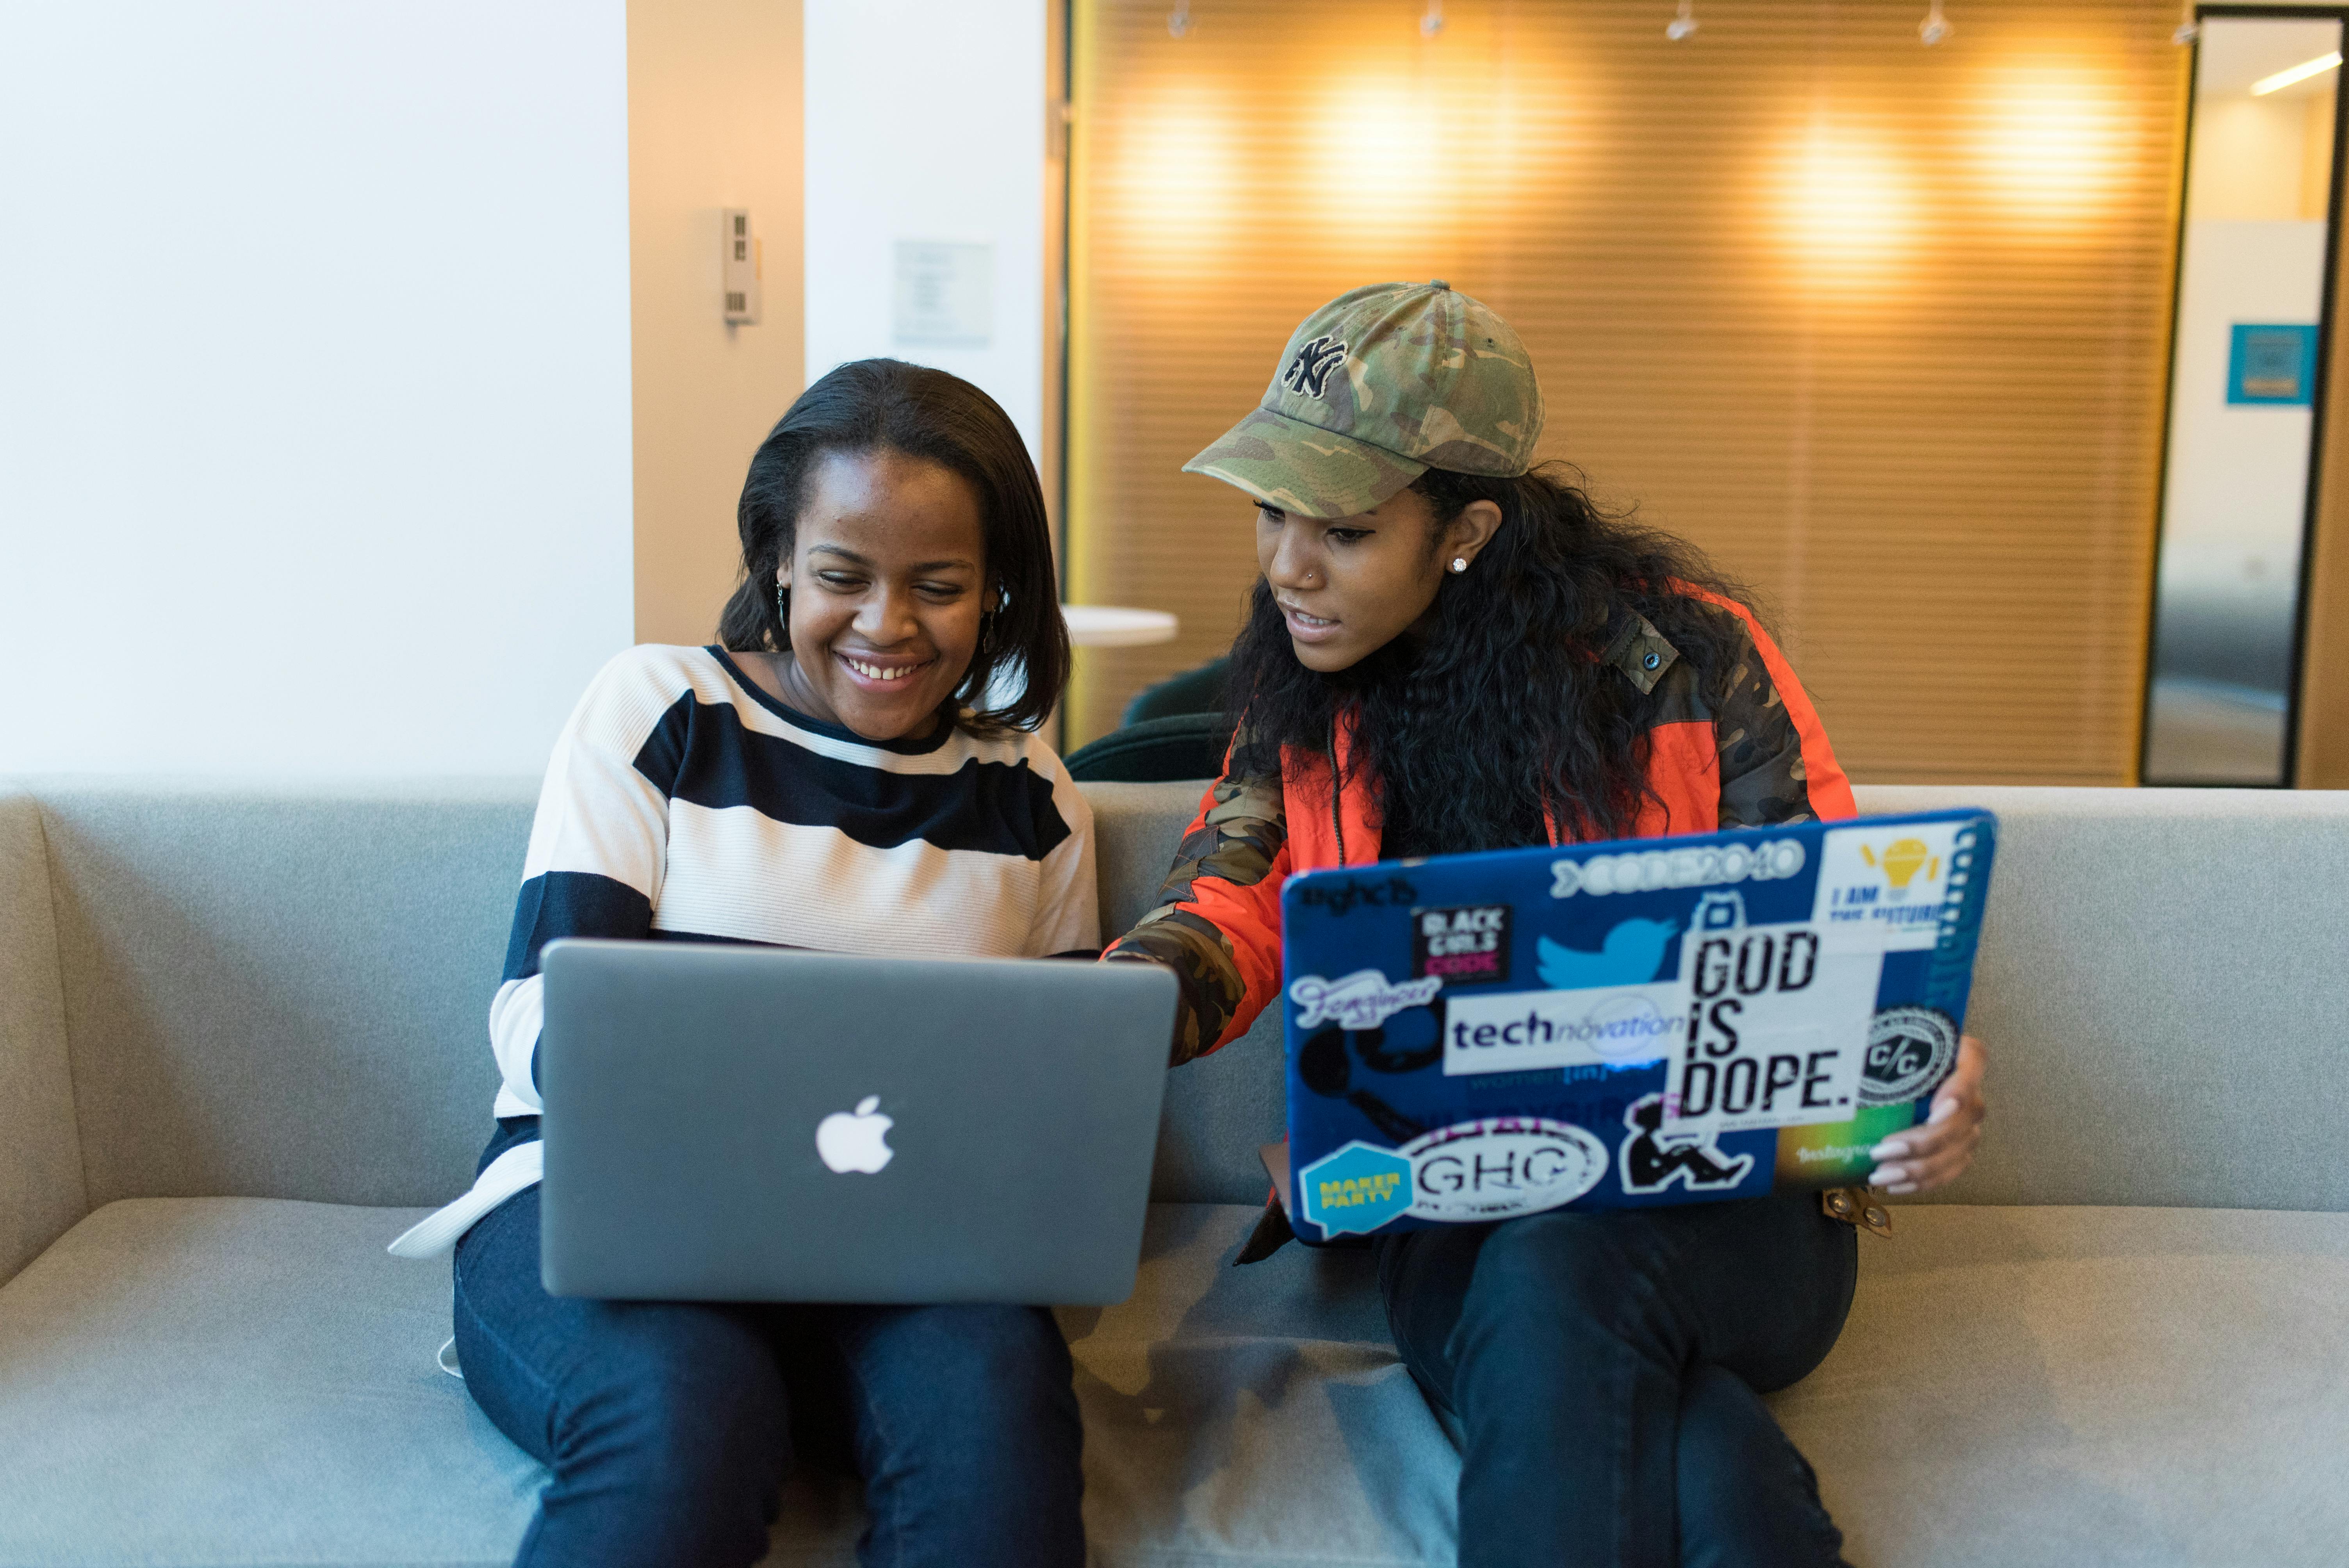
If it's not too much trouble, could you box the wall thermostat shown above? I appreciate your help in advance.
[722,208,761,325]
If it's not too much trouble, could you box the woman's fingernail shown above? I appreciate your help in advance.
[1882,1182,1919,1196]
[1929,1098,1957,1123]
[1870,1165,1905,1188]
[1870,1140,1911,1160]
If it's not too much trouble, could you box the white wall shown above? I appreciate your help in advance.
[2187,93,2333,223]
[0,1,633,777]
[802,0,1047,458]
[2162,220,2327,571]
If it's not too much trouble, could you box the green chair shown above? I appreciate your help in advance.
[1065,711,1233,784]
[1120,656,1229,726]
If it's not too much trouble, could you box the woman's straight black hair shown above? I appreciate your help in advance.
[717,358,1071,734]
[1223,463,1755,852]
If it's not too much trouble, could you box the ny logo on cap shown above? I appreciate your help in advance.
[1281,335,1348,399]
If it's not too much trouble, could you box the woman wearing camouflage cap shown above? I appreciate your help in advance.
[1102,282,1988,1566]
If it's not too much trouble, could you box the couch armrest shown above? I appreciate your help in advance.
[0,791,88,1284]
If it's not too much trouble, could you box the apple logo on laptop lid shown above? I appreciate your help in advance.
[816,1096,895,1174]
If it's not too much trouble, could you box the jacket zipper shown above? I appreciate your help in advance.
[1328,715,1346,868]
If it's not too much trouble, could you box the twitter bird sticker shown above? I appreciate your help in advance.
[1535,918,1680,991]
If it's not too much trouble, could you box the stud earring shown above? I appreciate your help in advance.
[1449,556,1469,574]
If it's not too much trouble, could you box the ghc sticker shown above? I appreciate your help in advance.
[1402,1117,1610,1221]
[1298,1142,1415,1236]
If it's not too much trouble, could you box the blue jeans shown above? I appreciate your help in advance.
[452,1123,1085,1568]
[1377,1191,1857,1568]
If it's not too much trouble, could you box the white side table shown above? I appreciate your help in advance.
[980,606,1180,729]
[1061,604,1178,648]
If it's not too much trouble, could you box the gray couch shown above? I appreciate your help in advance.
[2,778,2344,1567]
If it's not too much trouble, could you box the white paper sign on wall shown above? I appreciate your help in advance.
[892,240,993,348]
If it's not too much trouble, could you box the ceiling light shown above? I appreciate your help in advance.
[2252,52,2342,96]
[1167,1,1191,38]
[1666,1,1698,43]
[1919,2,1953,47]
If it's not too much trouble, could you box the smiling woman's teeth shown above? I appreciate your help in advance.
[845,657,918,682]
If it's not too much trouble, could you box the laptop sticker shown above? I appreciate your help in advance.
[1444,981,1687,1074]
[1288,970,1444,1032]
[1534,917,1679,989]
[1665,922,1882,1133]
[1811,822,1966,951]
[1618,1092,1754,1195]
[1298,1141,1415,1235]
[1401,1117,1611,1221]
[1858,1006,1961,1105]
[1550,837,1806,899]
[1413,903,1512,984]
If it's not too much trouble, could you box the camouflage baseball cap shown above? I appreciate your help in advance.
[1183,280,1544,519]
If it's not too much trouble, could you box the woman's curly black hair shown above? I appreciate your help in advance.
[1223,463,1756,853]
[716,358,1070,734]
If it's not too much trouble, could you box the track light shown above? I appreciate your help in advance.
[1167,1,1191,39]
[2172,3,2198,46]
[1919,2,1952,46]
[1666,1,1698,43]
[2252,52,2342,96]
[1422,0,1444,37]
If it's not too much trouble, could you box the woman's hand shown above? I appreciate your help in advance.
[1866,1034,1986,1195]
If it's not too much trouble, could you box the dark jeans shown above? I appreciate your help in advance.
[1376,1190,1858,1568]
[451,1123,1085,1568]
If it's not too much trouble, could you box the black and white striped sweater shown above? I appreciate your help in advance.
[390,643,1098,1257]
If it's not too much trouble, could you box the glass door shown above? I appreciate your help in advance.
[2144,10,2345,783]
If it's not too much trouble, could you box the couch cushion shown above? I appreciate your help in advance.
[32,782,538,1211]
[1853,785,2349,1212]
[1081,1202,2349,1568]
[0,1198,547,1568]
[0,791,84,1285]
[0,1196,1440,1568]
[1785,1204,2349,1568]
[1062,1203,1459,1567]
[1081,781,1290,1206]
[10,1198,2343,1567]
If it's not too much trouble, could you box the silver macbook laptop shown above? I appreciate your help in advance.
[537,940,1177,1306]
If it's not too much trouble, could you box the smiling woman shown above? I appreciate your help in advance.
[742,447,993,742]
[717,358,1072,738]
[392,356,1101,1568]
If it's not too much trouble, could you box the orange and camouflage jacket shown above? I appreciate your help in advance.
[1101,591,1859,1064]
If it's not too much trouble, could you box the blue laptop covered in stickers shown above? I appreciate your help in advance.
[1276,811,1998,1241]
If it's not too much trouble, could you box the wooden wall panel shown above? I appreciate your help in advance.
[1068,0,2189,781]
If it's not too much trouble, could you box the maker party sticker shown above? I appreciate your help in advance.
[1298,1141,1415,1236]
[1401,1117,1610,1222]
